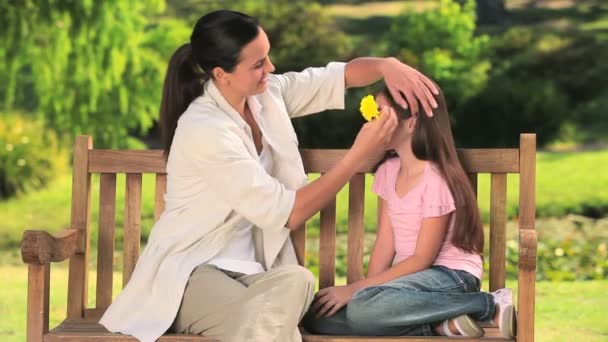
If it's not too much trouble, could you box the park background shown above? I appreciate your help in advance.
[1,0,607,341]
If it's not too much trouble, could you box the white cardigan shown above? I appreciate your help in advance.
[99,62,346,342]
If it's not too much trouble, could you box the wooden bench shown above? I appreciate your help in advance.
[21,134,537,342]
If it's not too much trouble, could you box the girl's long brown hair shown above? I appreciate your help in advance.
[378,87,484,254]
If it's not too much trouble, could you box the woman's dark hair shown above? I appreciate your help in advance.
[376,87,484,255]
[160,10,260,156]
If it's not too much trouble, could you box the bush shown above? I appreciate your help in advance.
[501,216,608,281]
[0,113,67,199]
[455,77,569,147]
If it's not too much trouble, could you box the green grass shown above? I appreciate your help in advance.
[1,261,606,342]
[2,150,607,248]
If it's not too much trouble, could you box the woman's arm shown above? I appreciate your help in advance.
[366,198,395,277]
[350,213,452,292]
[345,57,439,117]
[286,107,397,229]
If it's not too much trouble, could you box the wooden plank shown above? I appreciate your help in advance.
[300,149,519,174]
[46,317,510,341]
[347,174,365,284]
[291,223,307,267]
[468,173,478,197]
[89,150,166,173]
[489,173,507,292]
[154,173,167,222]
[302,333,512,341]
[27,263,50,342]
[123,173,142,287]
[519,134,536,230]
[96,173,116,310]
[67,135,92,319]
[319,197,337,289]
[89,148,519,174]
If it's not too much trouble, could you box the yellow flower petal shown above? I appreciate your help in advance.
[360,95,380,121]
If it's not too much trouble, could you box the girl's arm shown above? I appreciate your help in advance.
[311,213,451,317]
[350,213,452,293]
[366,198,395,277]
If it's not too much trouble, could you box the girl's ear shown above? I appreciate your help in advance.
[407,117,417,133]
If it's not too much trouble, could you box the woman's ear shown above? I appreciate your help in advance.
[212,66,229,85]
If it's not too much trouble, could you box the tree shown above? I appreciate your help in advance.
[383,0,491,111]
[476,0,506,25]
[0,1,188,148]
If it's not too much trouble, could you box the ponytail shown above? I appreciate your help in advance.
[160,43,208,157]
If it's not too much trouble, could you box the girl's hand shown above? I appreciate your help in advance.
[382,57,439,117]
[311,285,357,318]
[349,105,398,164]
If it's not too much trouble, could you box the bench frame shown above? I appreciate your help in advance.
[22,134,537,341]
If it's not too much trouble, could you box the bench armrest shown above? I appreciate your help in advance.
[21,229,80,264]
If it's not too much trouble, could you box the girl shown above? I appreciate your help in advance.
[99,10,439,342]
[303,87,516,338]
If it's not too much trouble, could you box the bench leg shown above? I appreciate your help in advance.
[517,229,537,342]
[27,263,50,342]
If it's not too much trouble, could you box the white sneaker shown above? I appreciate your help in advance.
[490,288,516,338]
[442,314,484,337]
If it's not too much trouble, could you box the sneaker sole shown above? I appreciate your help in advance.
[454,315,485,338]
[501,305,516,338]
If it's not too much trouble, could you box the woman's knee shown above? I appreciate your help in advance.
[271,264,316,295]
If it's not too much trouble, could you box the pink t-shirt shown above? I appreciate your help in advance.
[372,158,483,280]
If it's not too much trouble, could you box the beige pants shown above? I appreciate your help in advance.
[173,263,316,342]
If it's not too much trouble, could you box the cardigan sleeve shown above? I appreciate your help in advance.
[268,62,346,118]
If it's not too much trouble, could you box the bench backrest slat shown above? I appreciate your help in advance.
[489,173,507,291]
[347,174,365,284]
[123,173,142,287]
[67,134,535,320]
[154,174,167,222]
[96,173,116,310]
[319,196,337,289]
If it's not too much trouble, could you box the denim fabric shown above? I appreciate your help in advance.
[303,266,495,336]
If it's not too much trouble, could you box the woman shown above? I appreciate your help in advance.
[99,10,438,342]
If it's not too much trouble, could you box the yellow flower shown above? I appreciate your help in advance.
[360,95,380,121]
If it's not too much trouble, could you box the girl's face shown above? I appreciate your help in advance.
[219,27,275,97]
[376,92,415,150]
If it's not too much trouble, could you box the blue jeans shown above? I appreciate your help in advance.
[302,266,495,336]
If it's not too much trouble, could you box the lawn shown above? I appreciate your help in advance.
[1,261,606,341]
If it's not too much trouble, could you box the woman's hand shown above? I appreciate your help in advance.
[349,105,398,165]
[311,285,357,318]
[382,57,439,117]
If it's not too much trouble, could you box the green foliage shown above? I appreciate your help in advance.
[460,25,608,147]
[167,0,351,72]
[383,0,491,108]
[456,77,569,147]
[0,1,189,148]
[502,216,608,281]
[0,112,67,199]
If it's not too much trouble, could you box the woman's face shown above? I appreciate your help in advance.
[225,27,275,97]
